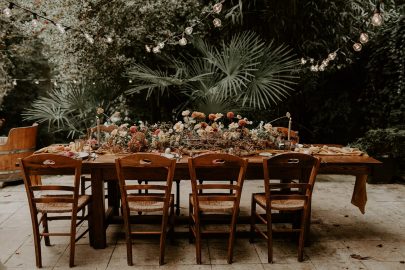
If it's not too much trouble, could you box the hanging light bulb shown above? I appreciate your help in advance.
[185,26,193,35]
[84,32,94,44]
[353,43,362,52]
[128,79,133,84]
[179,37,187,46]
[371,12,383,26]
[12,79,17,86]
[3,3,13,18]
[106,36,113,44]
[145,45,151,53]
[359,33,369,44]
[53,80,58,87]
[213,3,223,14]
[32,14,38,27]
[92,82,96,85]
[34,79,40,85]
[72,79,77,84]
[55,23,66,34]
[328,52,337,61]
[213,18,222,28]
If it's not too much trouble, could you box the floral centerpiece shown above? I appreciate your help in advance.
[90,108,290,156]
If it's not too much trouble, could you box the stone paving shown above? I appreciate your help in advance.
[1,175,405,269]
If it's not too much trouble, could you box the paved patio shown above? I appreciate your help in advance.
[1,175,405,270]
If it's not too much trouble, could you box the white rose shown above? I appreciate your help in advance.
[182,110,190,116]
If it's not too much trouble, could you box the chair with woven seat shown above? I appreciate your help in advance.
[19,153,92,268]
[250,152,320,263]
[115,153,176,266]
[188,153,248,264]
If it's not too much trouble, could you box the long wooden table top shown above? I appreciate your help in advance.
[84,152,381,168]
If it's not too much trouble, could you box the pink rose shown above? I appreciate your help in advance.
[129,126,137,133]
[238,119,247,127]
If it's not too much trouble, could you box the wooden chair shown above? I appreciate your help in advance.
[250,153,321,263]
[0,124,38,187]
[188,153,248,264]
[115,153,176,266]
[19,154,92,268]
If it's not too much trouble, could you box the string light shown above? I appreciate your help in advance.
[359,33,369,44]
[2,2,13,17]
[179,37,187,46]
[12,79,17,86]
[34,79,39,84]
[213,18,222,28]
[353,42,362,52]
[55,23,66,34]
[185,26,193,35]
[31,13,38,27]
[144,0,226,51]
[84,32,94,44]
[105,36,113,44]
[2,0,228,51]
[305,1,383,71]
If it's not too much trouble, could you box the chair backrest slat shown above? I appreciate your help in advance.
[125,184,168,191]
[34,197,75,203]
[127,196,166,202]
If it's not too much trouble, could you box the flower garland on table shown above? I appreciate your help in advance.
[90,108,296,156]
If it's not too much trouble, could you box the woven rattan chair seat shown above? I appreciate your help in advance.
[254,193,305,211]
[190,196,234,213]
[37,195,91,213]
[128,194,174,213]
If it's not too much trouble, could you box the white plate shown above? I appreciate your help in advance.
[77,152,89,159]
[161,153,174,159]
[259,152,273,157]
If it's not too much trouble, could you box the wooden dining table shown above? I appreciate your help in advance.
[83,152,381,249]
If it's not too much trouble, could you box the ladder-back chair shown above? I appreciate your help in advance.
[188,153,248,264]
[250,153,321,263]
[115,153,176,265]
[19,154,92,268]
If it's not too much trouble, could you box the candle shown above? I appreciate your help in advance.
[96,117,101,144]
[287,117,292,141]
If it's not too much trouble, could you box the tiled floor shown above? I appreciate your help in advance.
[1,175,405,269]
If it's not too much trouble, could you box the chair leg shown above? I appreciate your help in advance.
[195,214,202,264]
[123,207,133,266]
[227,210,238,264]
[170,200,175,243]
[188,197,194,244]
[175,180,181,216]
[32,217,42,268]
[250,195,256,243]
[42,213,51,246]
[266,209,273,263]
[159,211,170,265]
[69,215,77,267]
[298,209,308,262]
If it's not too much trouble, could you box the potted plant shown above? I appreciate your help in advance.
[351,128,405,183]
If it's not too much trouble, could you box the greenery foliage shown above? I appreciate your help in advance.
[351,128,405,158]
[127,31,299,113]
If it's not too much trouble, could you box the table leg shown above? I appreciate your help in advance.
[90,168,107,249]
[175,180,180,216]
[107,181,120,216]
[351,174,368,214]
